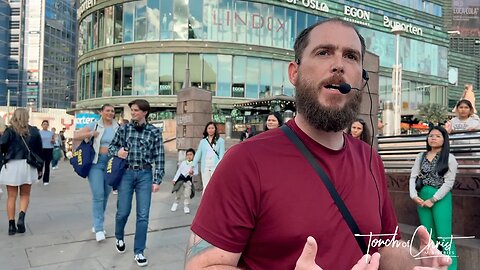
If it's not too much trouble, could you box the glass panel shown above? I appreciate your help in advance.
[160,0,173,39]
[135,0,147,41]
[85,15,93,51]
[91,61,96,98]
[232,1,246,43]
[98,9,105,47]
[92,12,98,48]
[232,56,246,97]
[273,6,285,48]
[114,5,123,44]
[147,0,160,40]
[246,57,259,98]
[217,55,232,97]
[145,54,159,95]
[133,54,146,95]
[85,63,91,99]
[260,4,272,47]
[189,54,202,87]
[272,60,283,96]
[202,54,217,94]
[285,8,296,49]
[123,56,133,95]
[173,0,188,39]
[204,0,219,42]
[159,53,173,95]
[218,0,232,42]
[123,2,135,42]
[283,62,294,96]
[188,0,204,39]
[297,12,307,33]
[113,57,122,96]
[97,61,103,98]
[103,58,112,97]
[259,59,271,97]
[105,6,114,45]
[173,54,187,93]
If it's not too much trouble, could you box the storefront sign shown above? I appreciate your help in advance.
[343,5,371,26]
[212,10,286,32]
[383,16,423,36]
[284,0,329,13]
[75,112,100,129]
[77,0,97,20]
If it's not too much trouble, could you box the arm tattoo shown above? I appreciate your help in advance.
[185,233,215,260]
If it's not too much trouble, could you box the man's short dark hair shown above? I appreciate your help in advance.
[186,148,196,155]
[128,99,151,119]
[294,18,366,64]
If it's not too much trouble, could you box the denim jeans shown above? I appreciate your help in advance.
[115,168,153,254]
[88,154,111,232]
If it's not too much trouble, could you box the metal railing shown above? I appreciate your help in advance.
[378,130,480,173]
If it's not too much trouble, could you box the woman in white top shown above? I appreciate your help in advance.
[192,122,225,193]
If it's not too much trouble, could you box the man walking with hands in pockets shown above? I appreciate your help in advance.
[108,99,164,267]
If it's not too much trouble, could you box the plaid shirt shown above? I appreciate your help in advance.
[108,123,165,184]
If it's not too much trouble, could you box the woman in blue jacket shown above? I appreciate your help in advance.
[192,122,225,192]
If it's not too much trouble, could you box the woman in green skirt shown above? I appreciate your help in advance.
[409,126,458,269]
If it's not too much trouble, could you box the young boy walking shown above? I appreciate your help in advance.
[171,148,197,214]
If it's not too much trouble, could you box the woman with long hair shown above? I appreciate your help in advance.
[0,108,42,235]
[447,99,480,133]
[192,122,225,192]
[409,126,458,269]
[264,112,284,131]
[347,118,370,144]
[73,104,118,242]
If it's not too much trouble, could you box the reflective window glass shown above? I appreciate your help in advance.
[98,10,105,47]
[189,54,202,87]
[114,5,123,44]
[260,4,272,47]
[272,60,283,96]
[103,58,113,97]
[123,2,135,42]
[160,0,174,39]
[105,7,114,45]
[173,0,188,39]
[113,57,122,96]
[135,0,147,41]
[217,55,232,97]
[145,54,159,95]
[85,63,91,99]
[133,54,146,95]
[159,53,173,95]
[123,56,133,95]
[246,57,259,98]
[173,54,187,93]
[147,0,160,40]
[232,56,246,97]
[188,0,204,39]
[202,54,217,94]
[97,60,103,98]
[232,1,246,43]
[273,6,285,48]
[204,0,219,42]
[285,8,296,49]
[91,61,96,98]
[283,62,294,96]
[259,59,271,97]
[92,12,98,48]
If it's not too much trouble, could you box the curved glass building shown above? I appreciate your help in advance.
[76,0,449,118]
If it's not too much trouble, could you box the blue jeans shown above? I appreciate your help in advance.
[115,168,153,254]
[88,154,111,232]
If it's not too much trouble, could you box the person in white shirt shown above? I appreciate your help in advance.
[171,148,198,214]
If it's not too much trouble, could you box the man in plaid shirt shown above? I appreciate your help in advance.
[108,99,164,267]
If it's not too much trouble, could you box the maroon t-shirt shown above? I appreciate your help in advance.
[191,120,400,270]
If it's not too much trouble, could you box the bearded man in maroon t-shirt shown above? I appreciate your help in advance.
[185,18,452,270]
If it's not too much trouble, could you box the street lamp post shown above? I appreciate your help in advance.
[391,25,405,135]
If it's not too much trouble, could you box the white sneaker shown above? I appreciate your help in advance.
[95,231,106,242]
[43,183,49,186]
[170,202,178,212]
[112,190,118,195]
[184,206,190,214]
[134,253,148,267]
[92,227,106,235]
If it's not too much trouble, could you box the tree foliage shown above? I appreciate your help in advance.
[416,103,449,125]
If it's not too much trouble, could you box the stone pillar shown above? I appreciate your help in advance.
[176,87,212,191]
[225,116,232,139]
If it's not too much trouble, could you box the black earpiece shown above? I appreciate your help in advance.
[362,69,369,81]
[295,58,301,65]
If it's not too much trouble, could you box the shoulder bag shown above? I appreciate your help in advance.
[20,135,44,169]
[70,124,98,178]
[105,127,128,188]
[415,152,427,192]
[280,125,368,254]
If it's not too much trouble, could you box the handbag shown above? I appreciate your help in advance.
[415,153,427,192]
[53,147,62,161]
[20,136,44,169]
[280,125,368,254]
[70,124,97,178]
[105,128,128,188]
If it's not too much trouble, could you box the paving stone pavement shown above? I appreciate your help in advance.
[0,152,196,270]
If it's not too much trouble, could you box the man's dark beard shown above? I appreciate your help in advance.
[295,74,362,132]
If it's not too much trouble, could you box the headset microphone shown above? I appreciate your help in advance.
[325,82,362,94]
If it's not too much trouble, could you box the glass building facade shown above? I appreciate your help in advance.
[0,0,9,105]
[77,0,450,115]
